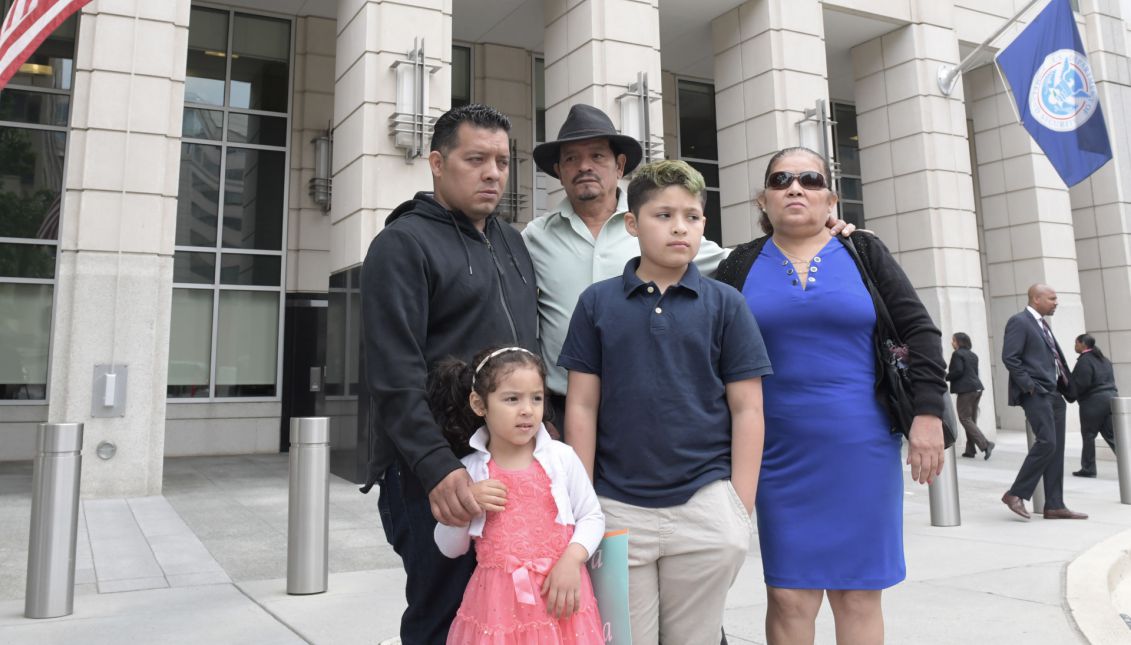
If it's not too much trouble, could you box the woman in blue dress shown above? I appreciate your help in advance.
[716,147,947,645]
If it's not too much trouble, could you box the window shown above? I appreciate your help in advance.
[677,79,721,244]
[451,45,472,109]
[831,102,865,229]
[169,7,291,400]
[0,2,76,401]
[324,268,361,397]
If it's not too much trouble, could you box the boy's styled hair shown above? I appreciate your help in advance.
[627,159,707,214]
[430,104,512,155]
[426,346,545,455]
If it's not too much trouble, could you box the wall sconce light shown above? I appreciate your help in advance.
[309,128,332,212]
[390,38,440,162]
[616,72,663,162]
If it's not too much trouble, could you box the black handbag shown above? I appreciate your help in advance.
[840,236,956,448]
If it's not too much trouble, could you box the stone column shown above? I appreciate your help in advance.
[1071,0,1131,387]
[851,3,1000,433]
[964,63,1083,433]
[331,0,451,273]
[287,16,337,293]
[711,0,830,246]
[49,0,191,497]
[474,43,536,225]
[542,0,662,205]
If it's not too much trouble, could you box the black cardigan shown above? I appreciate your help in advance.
[716,232,947,420]
[1071,350,1118,401]
[946,348,984,394]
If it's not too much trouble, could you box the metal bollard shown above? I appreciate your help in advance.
[25,423,84,619]
[287,417,330,595]
[1024,421,1045,514]
[928,399,961,526]
[1110,398,1131,504]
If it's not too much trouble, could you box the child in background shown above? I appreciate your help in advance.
[560,160,772,643]
[430,346,605,644]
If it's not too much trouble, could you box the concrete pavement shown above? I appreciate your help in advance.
[1,428,1129,644]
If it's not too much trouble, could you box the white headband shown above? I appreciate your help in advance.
[472,347,536,386]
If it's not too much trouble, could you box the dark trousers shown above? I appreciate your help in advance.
[955,391,990,454]
[377,464,476,645]
[549,391,568,441]
[1009,392,1067,510]
[1079,396,1117,473]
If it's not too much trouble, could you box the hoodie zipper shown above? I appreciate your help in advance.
[482,231,519,342]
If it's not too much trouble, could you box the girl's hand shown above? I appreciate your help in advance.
[470,479,508,513]
[540,544,588,619]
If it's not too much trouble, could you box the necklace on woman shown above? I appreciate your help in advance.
[772,238,824,290]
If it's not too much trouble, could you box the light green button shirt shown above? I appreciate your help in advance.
[522,190,730,394]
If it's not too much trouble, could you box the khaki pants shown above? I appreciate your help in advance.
[599,479,752,645]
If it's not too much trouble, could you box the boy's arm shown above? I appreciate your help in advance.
[727,377,765,514]
[561,446,605,559]
[564,371,601,481]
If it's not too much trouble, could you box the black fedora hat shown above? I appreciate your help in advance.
[532,104,644,179]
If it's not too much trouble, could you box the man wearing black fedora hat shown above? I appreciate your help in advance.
[523,104,853,432]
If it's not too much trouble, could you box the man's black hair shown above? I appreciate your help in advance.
[430,104,512,154]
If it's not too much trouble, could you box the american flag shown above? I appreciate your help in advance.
[0,0,92,91]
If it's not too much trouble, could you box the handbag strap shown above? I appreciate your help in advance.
[839,236,902,345]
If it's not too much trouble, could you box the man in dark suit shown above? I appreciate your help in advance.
[1000,284,1088,520]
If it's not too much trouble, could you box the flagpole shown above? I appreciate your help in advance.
[937,0,1045,96]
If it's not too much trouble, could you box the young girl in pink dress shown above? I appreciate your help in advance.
[429,346,605,644]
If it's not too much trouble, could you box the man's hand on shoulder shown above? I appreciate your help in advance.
[429,469,482,526]
[824,214,857,237]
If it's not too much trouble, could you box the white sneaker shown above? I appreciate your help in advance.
[377,639,401,645]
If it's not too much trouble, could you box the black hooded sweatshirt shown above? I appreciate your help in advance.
[360,192,538,494]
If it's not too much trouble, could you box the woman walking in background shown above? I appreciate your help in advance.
[947,332,993,460]
[1071,334,1118,478]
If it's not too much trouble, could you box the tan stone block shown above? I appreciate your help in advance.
[718,162,751,208]
[737,1,770,41]
[719,203,754,247]
[851,35,884,81]
[713,44,743,92]
[853,70,887,113]
[860,142,894,182]
[740,73,777,120]
[715,123,747,168]
[881,26,915,70]
[861,177,896,217]
[711,9,741,55]
[603,0,659,48]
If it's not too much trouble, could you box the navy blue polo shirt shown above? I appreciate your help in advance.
[558,258,772,508]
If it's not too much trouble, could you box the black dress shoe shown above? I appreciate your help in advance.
[984,441,995,460]
[961,452,976,458]
[1072,469,1097,478]
[1002,493,1030,519]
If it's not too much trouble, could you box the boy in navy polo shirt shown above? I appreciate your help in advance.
[559,160,772,643]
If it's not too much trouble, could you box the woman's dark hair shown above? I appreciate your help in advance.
[426,346,546,455]
[1076,333,1106,360]
[952,332,972,350]
[757,147,836,235]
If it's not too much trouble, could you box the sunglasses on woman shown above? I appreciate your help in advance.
[766,171,828,191]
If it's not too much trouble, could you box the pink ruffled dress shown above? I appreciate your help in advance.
[446,460,604,645]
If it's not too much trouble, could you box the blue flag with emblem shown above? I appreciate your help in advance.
[995,0,1112,186]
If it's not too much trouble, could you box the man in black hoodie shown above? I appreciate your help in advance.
[361,104,538,644]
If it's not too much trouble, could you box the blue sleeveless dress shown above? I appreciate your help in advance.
[742,238,905,590]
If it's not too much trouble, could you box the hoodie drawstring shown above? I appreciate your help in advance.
[492,218,529,285]
[448,211,474,276]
